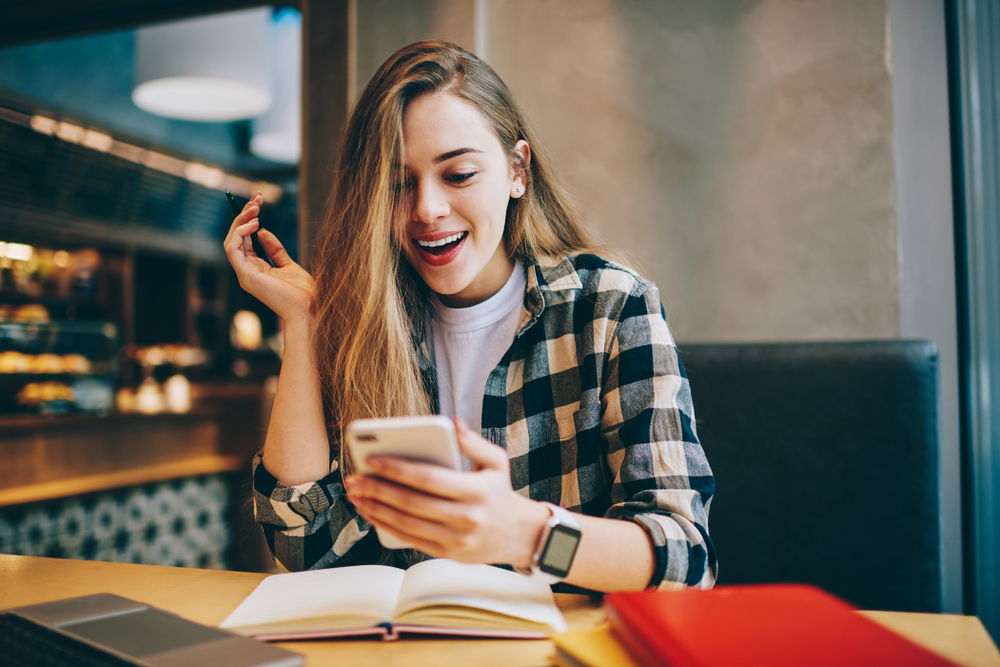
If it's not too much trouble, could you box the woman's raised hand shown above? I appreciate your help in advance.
[223,192,315,323]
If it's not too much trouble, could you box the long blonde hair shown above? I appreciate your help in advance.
[311,40,599,473]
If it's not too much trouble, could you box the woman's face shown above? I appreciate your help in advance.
[398,91,528,308]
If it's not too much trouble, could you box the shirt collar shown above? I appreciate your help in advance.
[414,255,583,406]
[520,255,584,329]
[415,254,584,349]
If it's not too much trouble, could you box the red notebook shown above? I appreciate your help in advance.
[605,584,960,667]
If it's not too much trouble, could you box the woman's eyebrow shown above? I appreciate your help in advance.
[434,147,484,163]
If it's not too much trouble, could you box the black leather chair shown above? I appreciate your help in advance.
[677,340,942,612]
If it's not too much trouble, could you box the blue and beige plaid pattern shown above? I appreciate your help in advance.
[253,255,717,589]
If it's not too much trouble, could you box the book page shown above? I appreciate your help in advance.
[220,564,406,634]
[391,559,567,632]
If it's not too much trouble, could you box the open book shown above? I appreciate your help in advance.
[220,559,567,641]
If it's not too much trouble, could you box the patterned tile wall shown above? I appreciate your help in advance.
[0,474,231,569]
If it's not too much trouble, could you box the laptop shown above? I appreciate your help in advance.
[4,593,304,667]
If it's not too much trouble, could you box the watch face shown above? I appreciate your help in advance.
[539,524,581,578]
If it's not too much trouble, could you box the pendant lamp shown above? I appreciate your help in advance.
[133,8,273,122]
[250,11,301,164]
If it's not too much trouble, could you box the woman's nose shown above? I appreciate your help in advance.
[412,181,450,223]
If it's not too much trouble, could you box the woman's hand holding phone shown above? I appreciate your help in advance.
[223,192,315,324]
[344,418,548,569]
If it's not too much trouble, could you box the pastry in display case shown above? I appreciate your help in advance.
[0,310,118,415]
[115,344,211,415]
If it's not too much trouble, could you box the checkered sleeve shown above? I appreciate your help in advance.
[600,282,718,590]
[251,451,382,571]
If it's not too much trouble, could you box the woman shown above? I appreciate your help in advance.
[225,40,715,592]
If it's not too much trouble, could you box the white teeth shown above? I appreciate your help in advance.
[417,232,466,248]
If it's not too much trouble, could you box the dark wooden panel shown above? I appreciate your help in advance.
[299,0,350,269]
[0,413,220,488]
[0,119,230,259]
[0,1,298,48]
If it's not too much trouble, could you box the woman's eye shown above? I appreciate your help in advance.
[446,172,476,185]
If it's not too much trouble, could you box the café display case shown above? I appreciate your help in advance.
[0,100,292,570]
[0,235,276,571]
[0,317,118,415]
[0,239,119,417]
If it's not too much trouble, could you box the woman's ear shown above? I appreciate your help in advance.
[510,140,531,198]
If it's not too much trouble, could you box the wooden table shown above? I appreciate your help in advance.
[1,555,997,667]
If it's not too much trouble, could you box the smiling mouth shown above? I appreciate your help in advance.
[414,231,468,256]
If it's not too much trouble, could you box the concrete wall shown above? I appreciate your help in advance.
[355,0,899,343]
[488,0,899,343]
[355,0,475,98]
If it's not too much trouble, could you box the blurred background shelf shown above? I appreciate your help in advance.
[0,382,275,572]
[0,453,242,508]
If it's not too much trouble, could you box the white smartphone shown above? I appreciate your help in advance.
[345,415,462,549]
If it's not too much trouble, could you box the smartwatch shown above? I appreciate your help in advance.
[515,502,582,584]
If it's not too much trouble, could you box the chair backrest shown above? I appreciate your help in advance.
[678,340,942,612]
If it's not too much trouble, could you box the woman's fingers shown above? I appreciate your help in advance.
[225,196,290,270]
[225,200,261,259]
[257,228,291,267]
[350,494,470,558]
[222,193,315,322]
[454,419,508,471]
[226,217,264,268]
[354,501,450,556]
[240,191,262,216]
[346,474,482,530]
[346,465,490,538]
[357,423,509,502]
[361,456,483,502]
[225,199,260,236]
[224,192,262,245]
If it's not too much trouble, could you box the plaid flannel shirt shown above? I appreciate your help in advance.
[252,254,717,589]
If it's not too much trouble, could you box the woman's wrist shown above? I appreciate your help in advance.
[281,314,315,342]
[511,496,552,569]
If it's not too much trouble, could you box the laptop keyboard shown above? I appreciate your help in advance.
[0,613,143,667]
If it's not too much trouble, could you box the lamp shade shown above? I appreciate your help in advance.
[250,11,300,163]
[133,8,273,122]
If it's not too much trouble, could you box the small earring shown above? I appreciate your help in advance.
[516,185,524,194]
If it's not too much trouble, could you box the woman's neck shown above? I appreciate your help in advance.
[437,249,516,308]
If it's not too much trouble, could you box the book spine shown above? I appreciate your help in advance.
[606,605,672,667]
[251,625,391,642]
